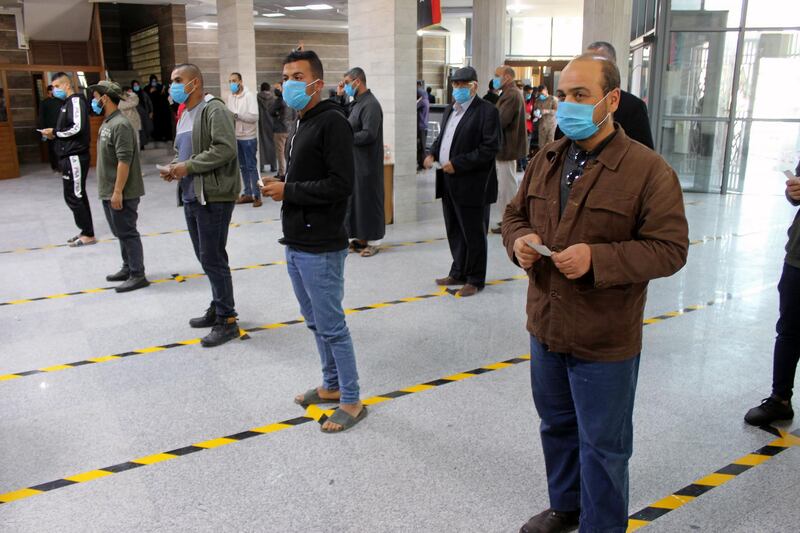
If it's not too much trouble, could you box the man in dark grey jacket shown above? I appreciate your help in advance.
[745,160,800,426]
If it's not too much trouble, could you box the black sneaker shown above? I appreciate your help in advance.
[114,276,150,293]
[744,395,794,426]
[520,509,580,533]
[201,318,240,348]
[189,306,216,328]
[106,268,130,282]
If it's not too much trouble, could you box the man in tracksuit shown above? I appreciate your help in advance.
[262,50,367,433]
[161,63,242,348]
[42,72,95,247]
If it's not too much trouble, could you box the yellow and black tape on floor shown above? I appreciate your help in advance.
[0,237,448,308]
[0,276,525,384]
[0,292,739,506]
[0,218,281,256]
[627,427,800,531]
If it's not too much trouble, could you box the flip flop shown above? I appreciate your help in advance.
[67,234,81,243]
[69,238,97,248]
[321,406,368,433]
[294,388,341,407]
[360,245,380,257]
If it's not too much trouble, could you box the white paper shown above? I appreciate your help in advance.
[784,169,798,180]
[526,241,552,257]
[156,164,170,172]
[432,161,443,170]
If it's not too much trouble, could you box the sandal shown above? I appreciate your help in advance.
[294,388,341,407]
[67,234,81,243]
[360,245,380,257]
[69,238,97,247]
[348,241,366,253]
[321,406,368,433]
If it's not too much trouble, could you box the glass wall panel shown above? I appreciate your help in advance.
[671,0,742,29]
[746,0,800,28]
[551,17,583,57]
[660,119,727,192]
[510,17,551,56]
[735,31,800,121]
[727,120,800,194]
[662,31,738,118]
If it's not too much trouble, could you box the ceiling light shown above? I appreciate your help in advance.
[285,6,309,10]
[307,4,334,9]
[263,13,285,17]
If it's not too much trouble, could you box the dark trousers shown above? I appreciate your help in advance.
[60,153,94,237]
[417,127,427,168]
[184,201,236,320]
[47,141,59,171]
[103,198,145,277]
[441,191,489,287]
[772,262,800,400]
[530,336,640,532]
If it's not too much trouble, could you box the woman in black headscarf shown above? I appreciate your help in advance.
[146,74,173,142]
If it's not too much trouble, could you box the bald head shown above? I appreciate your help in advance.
[568,53,620,94]
[172,63,203,86]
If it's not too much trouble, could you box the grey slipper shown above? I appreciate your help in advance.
[69,238,97,247]
[321,406,368,433]
[295,388,340,407]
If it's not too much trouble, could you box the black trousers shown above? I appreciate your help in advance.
[103,198,145,277]
[184,201,237,320]
[442,191,490,287]
[417,127,427,168]
[772,262,800,399]
[60,153,94,238]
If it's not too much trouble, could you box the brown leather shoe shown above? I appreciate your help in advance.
[519,509,579,533]
[456,283,481,297]
[435,276,464,286]
[252,198,263,207]
[236,194,254,204]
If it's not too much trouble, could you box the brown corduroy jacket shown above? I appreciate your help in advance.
[502,126,689,361]
[495,83,528,161]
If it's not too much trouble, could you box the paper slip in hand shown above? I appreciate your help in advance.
[432,161,443,170]
[784,169,798,180]
[526,241,553,257]
[156,164,170,173]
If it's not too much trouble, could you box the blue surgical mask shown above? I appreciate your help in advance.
[169,79,196,104]
[283,79,319,111]
[539,94,547,101]
[91,98,103,115]
[555,92,611,141]
[525,93,532,101]
[491,77,502,90]
[53,88,67,100]
[132,84,140,92]
[230,82,240,93]
[344,82,356,98]
[452,87,471,104]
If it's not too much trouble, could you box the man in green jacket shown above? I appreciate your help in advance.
[90,81,148,293]
[161,63,242,348]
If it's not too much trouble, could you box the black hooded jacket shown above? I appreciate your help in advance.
[55,93,91,157]
[280,99,355,253]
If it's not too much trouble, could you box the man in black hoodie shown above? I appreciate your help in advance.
[262,50,367,433]
[42,72,95,247]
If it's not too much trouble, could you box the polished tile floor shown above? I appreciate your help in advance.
[0,150,797,532]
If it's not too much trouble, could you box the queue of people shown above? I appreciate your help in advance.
[37,40,799,531]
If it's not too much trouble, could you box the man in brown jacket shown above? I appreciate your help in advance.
[503,54,689,533]
[492,65,528,233]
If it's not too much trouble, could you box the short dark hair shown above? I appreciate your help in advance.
[283,50,324,80]
[572,53,621,94]
[106,93,121,105]
[52,72,69,83]
[523,84,533,91]
[261,82,270,91]
[426,86,432,93]
[131,80,140,86]
[345,67,366,85]
[46,84,53,91]
[231,72,242,81]
[537,84,546,92]
[173,63,203,84]
[586,41,617,62]
[487,80,494,91]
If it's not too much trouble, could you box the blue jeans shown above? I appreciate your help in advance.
[286,247,360,404]
[530,336,640,532]
[184,201,236,320]
[237,138,260,199]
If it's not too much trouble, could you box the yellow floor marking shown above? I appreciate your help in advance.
[0,374,22,381]
[46,294,70,299]
[443,372,477,381]
[177,338,202,346]
[398,297,424,302]
[773,433,800,447]
[402,383,436,393]
[132,453,178,465]
[732,453,772,466]
[344,309,359,315]
[39,364,72,372]
[194,438,237,449]
[88,355,121,363]
[626,519,650,532]
[65,470,113,483]
[7,299,33,305]
[694,472,735,487]
[81,288,108,294]
[362,396,392,406]
[368,303,392,309]
[261,323,289,330]
[643,318,662,324]
[650,494,696,510]
[251,423,292,434]
[134,346,166,354]
[0,488,43,503]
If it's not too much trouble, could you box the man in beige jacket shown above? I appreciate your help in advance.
[227,72,261,207]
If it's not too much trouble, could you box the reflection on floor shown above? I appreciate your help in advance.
[0,151,797,532]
